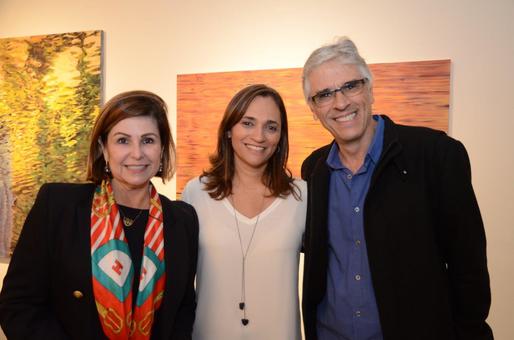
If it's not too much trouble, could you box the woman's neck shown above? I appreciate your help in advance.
[232,161,266,189]
[110,180,150,209]
[230,167,275,218]
[232,173,264,191]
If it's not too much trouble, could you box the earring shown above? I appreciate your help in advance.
[276,145,281,153]
[159,162,163,173]
[104,162,110,173]
[227,131,232,138]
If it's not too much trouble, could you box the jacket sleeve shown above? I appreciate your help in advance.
[0,184,70,339]
[170,204,198,340]
[436,137,493,340]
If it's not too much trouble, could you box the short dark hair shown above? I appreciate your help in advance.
[201,84,299,200]
[86,90,175,184]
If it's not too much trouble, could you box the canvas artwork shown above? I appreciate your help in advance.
[0,30,103,256]
[177,60,450,196]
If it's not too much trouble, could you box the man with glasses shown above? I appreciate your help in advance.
[300,37,493,340]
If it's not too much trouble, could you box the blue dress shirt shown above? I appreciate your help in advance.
[317,115,384,340]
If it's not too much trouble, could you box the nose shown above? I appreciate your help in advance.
[251,126,266,142]
[130,143,144,159]
[333,90,351,110]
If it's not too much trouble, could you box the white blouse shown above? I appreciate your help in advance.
[182,177,307,340]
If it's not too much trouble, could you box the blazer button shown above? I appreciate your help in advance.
[73,290,84,299]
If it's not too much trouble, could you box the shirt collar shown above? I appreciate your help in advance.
[368,115,384,164]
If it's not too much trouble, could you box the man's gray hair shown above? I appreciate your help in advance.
[302,37,373,102]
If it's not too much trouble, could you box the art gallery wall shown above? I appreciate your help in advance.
[1,0,513,338]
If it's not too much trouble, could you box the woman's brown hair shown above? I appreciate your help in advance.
[201,84,299,200]
[86,90,176,184]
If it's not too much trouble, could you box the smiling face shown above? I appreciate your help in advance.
[307,59,375,149]
[230,96,281,173]
[102,116,162,191]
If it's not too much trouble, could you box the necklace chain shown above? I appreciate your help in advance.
[118,205,144,227]
[231,194,263,326]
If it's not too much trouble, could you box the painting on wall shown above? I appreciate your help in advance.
[0,30,103,256]
[177,60,450,196]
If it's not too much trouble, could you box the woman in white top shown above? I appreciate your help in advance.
[182,84,306,340]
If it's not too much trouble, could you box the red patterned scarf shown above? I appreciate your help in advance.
[91,180,166,339]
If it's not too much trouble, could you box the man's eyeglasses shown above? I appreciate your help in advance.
[310,78,368,107]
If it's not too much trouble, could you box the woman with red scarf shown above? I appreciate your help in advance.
[0,91,198,339]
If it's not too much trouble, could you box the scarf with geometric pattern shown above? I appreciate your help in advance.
[91,180,166,339]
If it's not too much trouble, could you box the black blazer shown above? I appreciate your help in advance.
[301,116,493,340]
[0,183,198,340]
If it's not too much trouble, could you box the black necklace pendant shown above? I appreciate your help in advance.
[239,302,245,310]
[241,318,249,326]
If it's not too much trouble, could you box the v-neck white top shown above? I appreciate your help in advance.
[182,177,307,340]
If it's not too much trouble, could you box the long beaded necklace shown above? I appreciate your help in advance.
[231,195,263,326]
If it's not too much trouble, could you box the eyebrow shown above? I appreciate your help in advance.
[314,79,361,95]
[111,132,159,137]
[314,88,333,95]
[242,116,280,125]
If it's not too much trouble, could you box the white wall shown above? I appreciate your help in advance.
[1,0,513,338]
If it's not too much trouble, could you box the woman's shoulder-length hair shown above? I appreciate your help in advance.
[86,90,176,184]
[201,84,300,201]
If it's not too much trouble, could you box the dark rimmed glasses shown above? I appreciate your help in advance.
[310,78,368,107]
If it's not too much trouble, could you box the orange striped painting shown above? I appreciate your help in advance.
[177,60,450,195]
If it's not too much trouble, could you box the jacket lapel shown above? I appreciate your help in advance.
[306,146,332,304]
[371,115,404,188]
[151,200,185,339]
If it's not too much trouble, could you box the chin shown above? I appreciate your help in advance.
[122,177,153,188]
[337,130,366,144]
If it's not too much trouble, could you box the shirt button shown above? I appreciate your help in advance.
[354,206,360,213]
[355,274,361,281]
[355,310,361,317]
[355,239,361,246]
[347,173,353,179]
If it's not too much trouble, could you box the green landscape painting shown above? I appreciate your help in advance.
[0,30,102,256]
